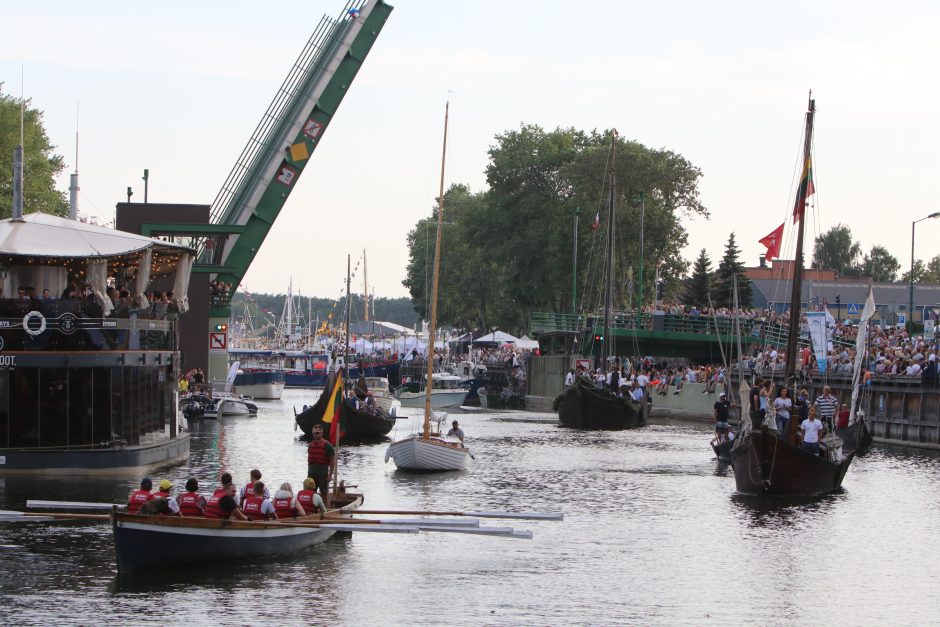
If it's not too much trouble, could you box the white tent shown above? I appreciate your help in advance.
[472,330,520,344]
[515,335,540,350]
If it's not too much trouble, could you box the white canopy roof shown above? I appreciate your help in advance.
[515,335,540,350]
[473,330,520,344]
[0,213,192,259]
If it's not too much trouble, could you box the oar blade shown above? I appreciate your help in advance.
[318,524,419,534]
[465,511,564,521]
[27,500,115,511]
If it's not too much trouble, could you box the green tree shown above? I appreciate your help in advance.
[812,224,862,277]
[859,245,900,282]
[712,233,753,308]
[682,248,712,307]
[401,125,708,333]
[903,256,940,284]
[0,89,69,218]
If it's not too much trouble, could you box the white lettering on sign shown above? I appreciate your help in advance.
[0,320,10,327]
[0,356,16,366]
[103,320,117,327]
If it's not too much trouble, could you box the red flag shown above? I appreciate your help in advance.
[792,157,815,223]
[759,223,784,261]
[590,211,600,230]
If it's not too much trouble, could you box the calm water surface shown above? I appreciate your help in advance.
[1,388,939,626]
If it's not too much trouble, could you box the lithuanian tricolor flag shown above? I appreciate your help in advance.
[321,374,345,445]
[792,157,815,223]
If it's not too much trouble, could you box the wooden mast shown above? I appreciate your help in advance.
[784,94,815,385]
[601,132,617,370]
[363,248,369,322]
[331,253,351,505]
[423,100,449,440]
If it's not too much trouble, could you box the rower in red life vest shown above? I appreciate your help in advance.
[152,479,181,516]
[296,477,327,515]
[241,481,277,521]
[127,477,154,514]
[204,472,234,520]
[177,477,207,517]
[238,469,269,507]
[272,482,306,519]
[205,481,248,521]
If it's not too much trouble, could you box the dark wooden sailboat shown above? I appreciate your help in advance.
[557,134,645,431]
[731,94,861,497]
[295,371,395,442]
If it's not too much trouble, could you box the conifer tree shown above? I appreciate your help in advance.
[712,233,753,308]
[682,248,712,307]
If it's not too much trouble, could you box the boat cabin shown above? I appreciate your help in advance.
[0,213,194,472]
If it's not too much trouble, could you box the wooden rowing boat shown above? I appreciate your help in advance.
[111,492,363,573]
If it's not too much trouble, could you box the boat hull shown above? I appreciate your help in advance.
[112,495,363,573]
[236,381,284,400]
[386,436,470,471]
[0,434,190,476]
[216,399,258,416]
[711,439,733,463]
[731,429,855,497]
[295,390,395,442]
[557,381,645,430]
[397,390,467,409]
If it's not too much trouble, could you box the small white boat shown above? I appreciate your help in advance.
[213,391,259,416]
[386,434,470,471]
[387,102,471,473]
[364,376,401,417]
[396,373,467,409]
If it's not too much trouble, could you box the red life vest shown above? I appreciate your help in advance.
[127,489,153,513]
[307,439,331,466]
[273,496,296,519]
[204,493,225,519]
[242,495,266,520]
[153,489,171,499]
[297,489,321,515]
[242,482,256,501]
[177,491,204,517]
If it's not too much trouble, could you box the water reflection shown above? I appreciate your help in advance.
[2,391,940,625]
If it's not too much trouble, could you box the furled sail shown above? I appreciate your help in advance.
[849,287,876,423]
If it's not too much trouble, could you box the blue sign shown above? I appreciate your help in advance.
[898,313,907,325]
[847,303,859,315]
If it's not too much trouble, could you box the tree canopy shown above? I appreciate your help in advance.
[0,90,68,218]
[711,233,753,308]
[682,248,712,307]
[812,223,862,277]
[860,245,901,282]
[402,125,707,334]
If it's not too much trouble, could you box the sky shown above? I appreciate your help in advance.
[2,0,939,299]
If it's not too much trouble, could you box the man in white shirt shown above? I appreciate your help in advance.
[564,369,576,387]
[800,410,826,455]
[636,372,650,388]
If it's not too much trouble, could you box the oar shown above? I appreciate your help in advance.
[2,511,110,521]
[351,509,563,521]
[27,500,116,511]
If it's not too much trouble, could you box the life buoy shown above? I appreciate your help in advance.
[23,311,46,336]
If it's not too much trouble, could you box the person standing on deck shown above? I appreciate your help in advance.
[774,387,792,436]
[800,407,826,455]
[748,379,763,430]
[712,392,735,444]
[814,386,838,430]
[306,424,335,505]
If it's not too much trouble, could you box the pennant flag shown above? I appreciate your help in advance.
[792,157,816,223]
[590,211,600,230]
[759,223,784,261]
[320,374,345,445]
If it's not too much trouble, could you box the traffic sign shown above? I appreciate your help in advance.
[209,332,227,351]
[847,303,859,315]
[897,313,907,325]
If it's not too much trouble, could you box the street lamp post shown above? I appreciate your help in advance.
[908,212,940,331]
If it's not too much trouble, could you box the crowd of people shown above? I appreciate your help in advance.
[3,282,182,321]
[209,280,233,306]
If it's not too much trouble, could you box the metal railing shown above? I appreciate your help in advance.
[0,313,175,352]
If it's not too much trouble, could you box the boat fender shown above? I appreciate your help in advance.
[23,311,46,336]
[384,447,391,463]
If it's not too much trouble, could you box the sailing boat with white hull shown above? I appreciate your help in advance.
[731,94,866,497]
[386,101,471,471]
